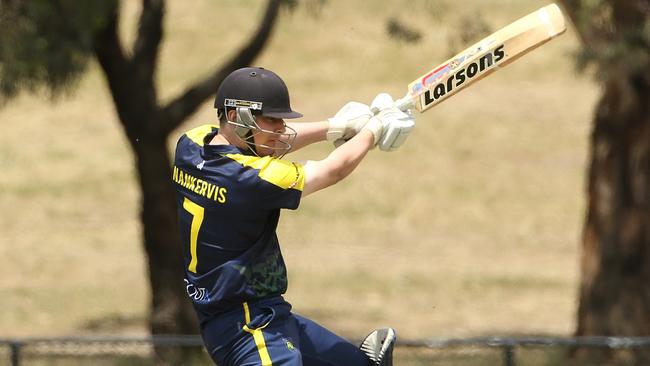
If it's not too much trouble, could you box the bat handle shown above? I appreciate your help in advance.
[394,94,414,112]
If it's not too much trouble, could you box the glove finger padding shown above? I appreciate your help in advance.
[335,101,371,119]
[377,108,415,152]
[327,101,372,144]
[370,93,394,114]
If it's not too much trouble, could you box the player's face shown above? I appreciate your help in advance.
[253,116,287,156]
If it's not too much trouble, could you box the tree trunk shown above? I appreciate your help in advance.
[575,70,650,363]
[92,2,282,363]
[93,5,198,343]
[133,131,200,364]
[137,135,194,335]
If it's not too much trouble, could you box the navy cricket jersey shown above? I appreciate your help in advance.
[172,124,305,323]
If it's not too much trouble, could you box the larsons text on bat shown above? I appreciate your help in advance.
[422,45,506,107]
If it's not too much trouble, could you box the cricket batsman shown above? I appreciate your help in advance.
[172,67,414,365]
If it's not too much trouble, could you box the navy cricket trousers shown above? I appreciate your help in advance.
[200,296,371,366]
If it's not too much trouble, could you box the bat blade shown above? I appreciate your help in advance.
[395,3,566,112]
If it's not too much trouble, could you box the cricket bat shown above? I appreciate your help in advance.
[393,3,567,112]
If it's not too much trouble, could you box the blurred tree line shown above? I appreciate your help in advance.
[1,0,649,364]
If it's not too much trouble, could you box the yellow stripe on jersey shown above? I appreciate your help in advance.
[226,154,305,191]
[185,124,219,146]
[242,302,273,366]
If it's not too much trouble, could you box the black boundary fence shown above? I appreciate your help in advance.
[2,335,650,366]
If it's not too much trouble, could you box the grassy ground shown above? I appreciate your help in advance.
[9,346,637,366]
[0,0,597,345]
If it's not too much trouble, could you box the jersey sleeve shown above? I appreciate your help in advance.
[225,153,305,210]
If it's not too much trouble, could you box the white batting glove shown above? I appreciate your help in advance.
[327,101,373,147]
[374,107,416,152]
[370,92,395,114]
[361,92,394,148]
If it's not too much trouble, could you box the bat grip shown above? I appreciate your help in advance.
[394,94,414,112]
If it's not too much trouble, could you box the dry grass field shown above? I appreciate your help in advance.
[0,0,598,344]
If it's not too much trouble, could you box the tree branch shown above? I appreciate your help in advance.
[93,2,138,139]
[133,0,164,78]
[159,0,281,135]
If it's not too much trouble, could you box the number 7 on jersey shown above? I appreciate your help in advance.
[182,197,204,274]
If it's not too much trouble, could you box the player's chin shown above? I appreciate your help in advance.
[263,141,283,157]
[257,145,276,157]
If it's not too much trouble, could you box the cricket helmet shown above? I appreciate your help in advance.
[214,67,303,119]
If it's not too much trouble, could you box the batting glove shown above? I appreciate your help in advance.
[370,92,395,114]
[376,107,415,151]
[327,101,373,147]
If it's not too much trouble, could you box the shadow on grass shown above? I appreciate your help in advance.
[395,346,644,366]
[80,314,146,332]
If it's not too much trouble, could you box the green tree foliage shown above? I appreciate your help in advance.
[0,0,114,101]
[563,0,650,79]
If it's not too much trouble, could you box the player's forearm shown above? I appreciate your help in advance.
[325,129,374,181]
[302,130,374,197]
[285,121,328,152]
